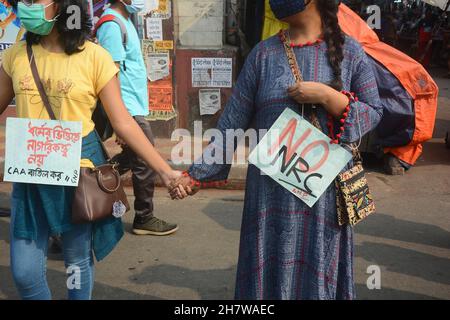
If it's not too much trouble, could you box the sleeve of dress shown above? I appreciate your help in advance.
[340,48,383,144]
[187,47,259,183]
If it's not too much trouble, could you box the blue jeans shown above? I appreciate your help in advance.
[10,193,94,300]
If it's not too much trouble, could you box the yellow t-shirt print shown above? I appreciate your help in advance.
[1,40,119,167]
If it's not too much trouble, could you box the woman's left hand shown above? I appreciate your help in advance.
[287,81,330,105]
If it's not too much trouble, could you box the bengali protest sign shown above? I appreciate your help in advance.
[3,118,83,187]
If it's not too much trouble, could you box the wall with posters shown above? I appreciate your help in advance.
[89,0,177,137]
[140,0,177,137]
[172,0,239,132]
[175,48,238,131]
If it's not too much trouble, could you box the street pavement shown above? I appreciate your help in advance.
[0,70,449,300]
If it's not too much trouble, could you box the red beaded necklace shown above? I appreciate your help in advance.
[289,38,323,48]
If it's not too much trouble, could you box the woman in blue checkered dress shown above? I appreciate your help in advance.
[174,0,383,299]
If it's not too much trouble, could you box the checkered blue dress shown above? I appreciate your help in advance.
[188,35,383,300]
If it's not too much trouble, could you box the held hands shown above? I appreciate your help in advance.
[159,170,199,200]
[168,175,200,200]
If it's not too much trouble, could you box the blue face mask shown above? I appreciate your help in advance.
[269,0,307,20]
[121,0,145,14]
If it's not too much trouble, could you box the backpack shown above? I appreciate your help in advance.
[92,14,128,141]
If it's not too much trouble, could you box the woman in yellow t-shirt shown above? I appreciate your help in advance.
[0,0,188,300]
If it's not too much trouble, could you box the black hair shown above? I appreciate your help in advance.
[24,0,93,55]
[317,0,345,91]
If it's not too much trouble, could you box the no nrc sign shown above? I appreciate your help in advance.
[249,108,352,207]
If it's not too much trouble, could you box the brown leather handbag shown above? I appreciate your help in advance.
[27,44,130,224]
[72,163,130,224]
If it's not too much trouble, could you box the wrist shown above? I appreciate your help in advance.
[182,171,228,189]
[158,165,173,182]
[321,85,337,106]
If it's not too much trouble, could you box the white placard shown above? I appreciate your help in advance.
[146,18,163,41]
[3,118,83,187]
[248,109,352,208]
[192,58,233,88]
[199,89,221,115]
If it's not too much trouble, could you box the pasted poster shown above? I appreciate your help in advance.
[199,89,221,116]
[140,0,176,122]
[0,0,23,65]
[248,108,352,207]
[142,29,176,121]
[147,51,170,82]
[192,58,233,88]
[142,40,170,82]
[4,118,83,187]
[146,17,163,40]
[148,80,177,121]
[148,0,171,19]
[154,40,173,50]
[143,0,159,13]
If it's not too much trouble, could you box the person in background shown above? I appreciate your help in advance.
[97,0,178,236]
[416,7,436,68]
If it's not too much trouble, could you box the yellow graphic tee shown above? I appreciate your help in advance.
[1,40,119,167]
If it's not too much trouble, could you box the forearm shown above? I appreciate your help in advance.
[98,77,171,177]
[321,86,349,118]
[113,116,171,176]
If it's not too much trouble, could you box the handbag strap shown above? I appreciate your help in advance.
[280,30,363,164]
[26,43,113,161]
[27,43,57,120]
[280,30,321,130]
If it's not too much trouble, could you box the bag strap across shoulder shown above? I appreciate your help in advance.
[26,43,113,161]
[280,30,304,83]
[279,30,321,129]
[27,43,57,121]
[279,30,363,164]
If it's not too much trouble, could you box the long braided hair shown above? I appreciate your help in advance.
[316,0,345,91]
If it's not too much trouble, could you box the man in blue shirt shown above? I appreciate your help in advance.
[97,0,178,236]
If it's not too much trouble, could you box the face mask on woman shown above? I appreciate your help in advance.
[269,0,309,20]
[17,1,59,36]
[121,0,145,14]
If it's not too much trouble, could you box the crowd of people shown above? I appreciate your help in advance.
[347,0,450,74]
